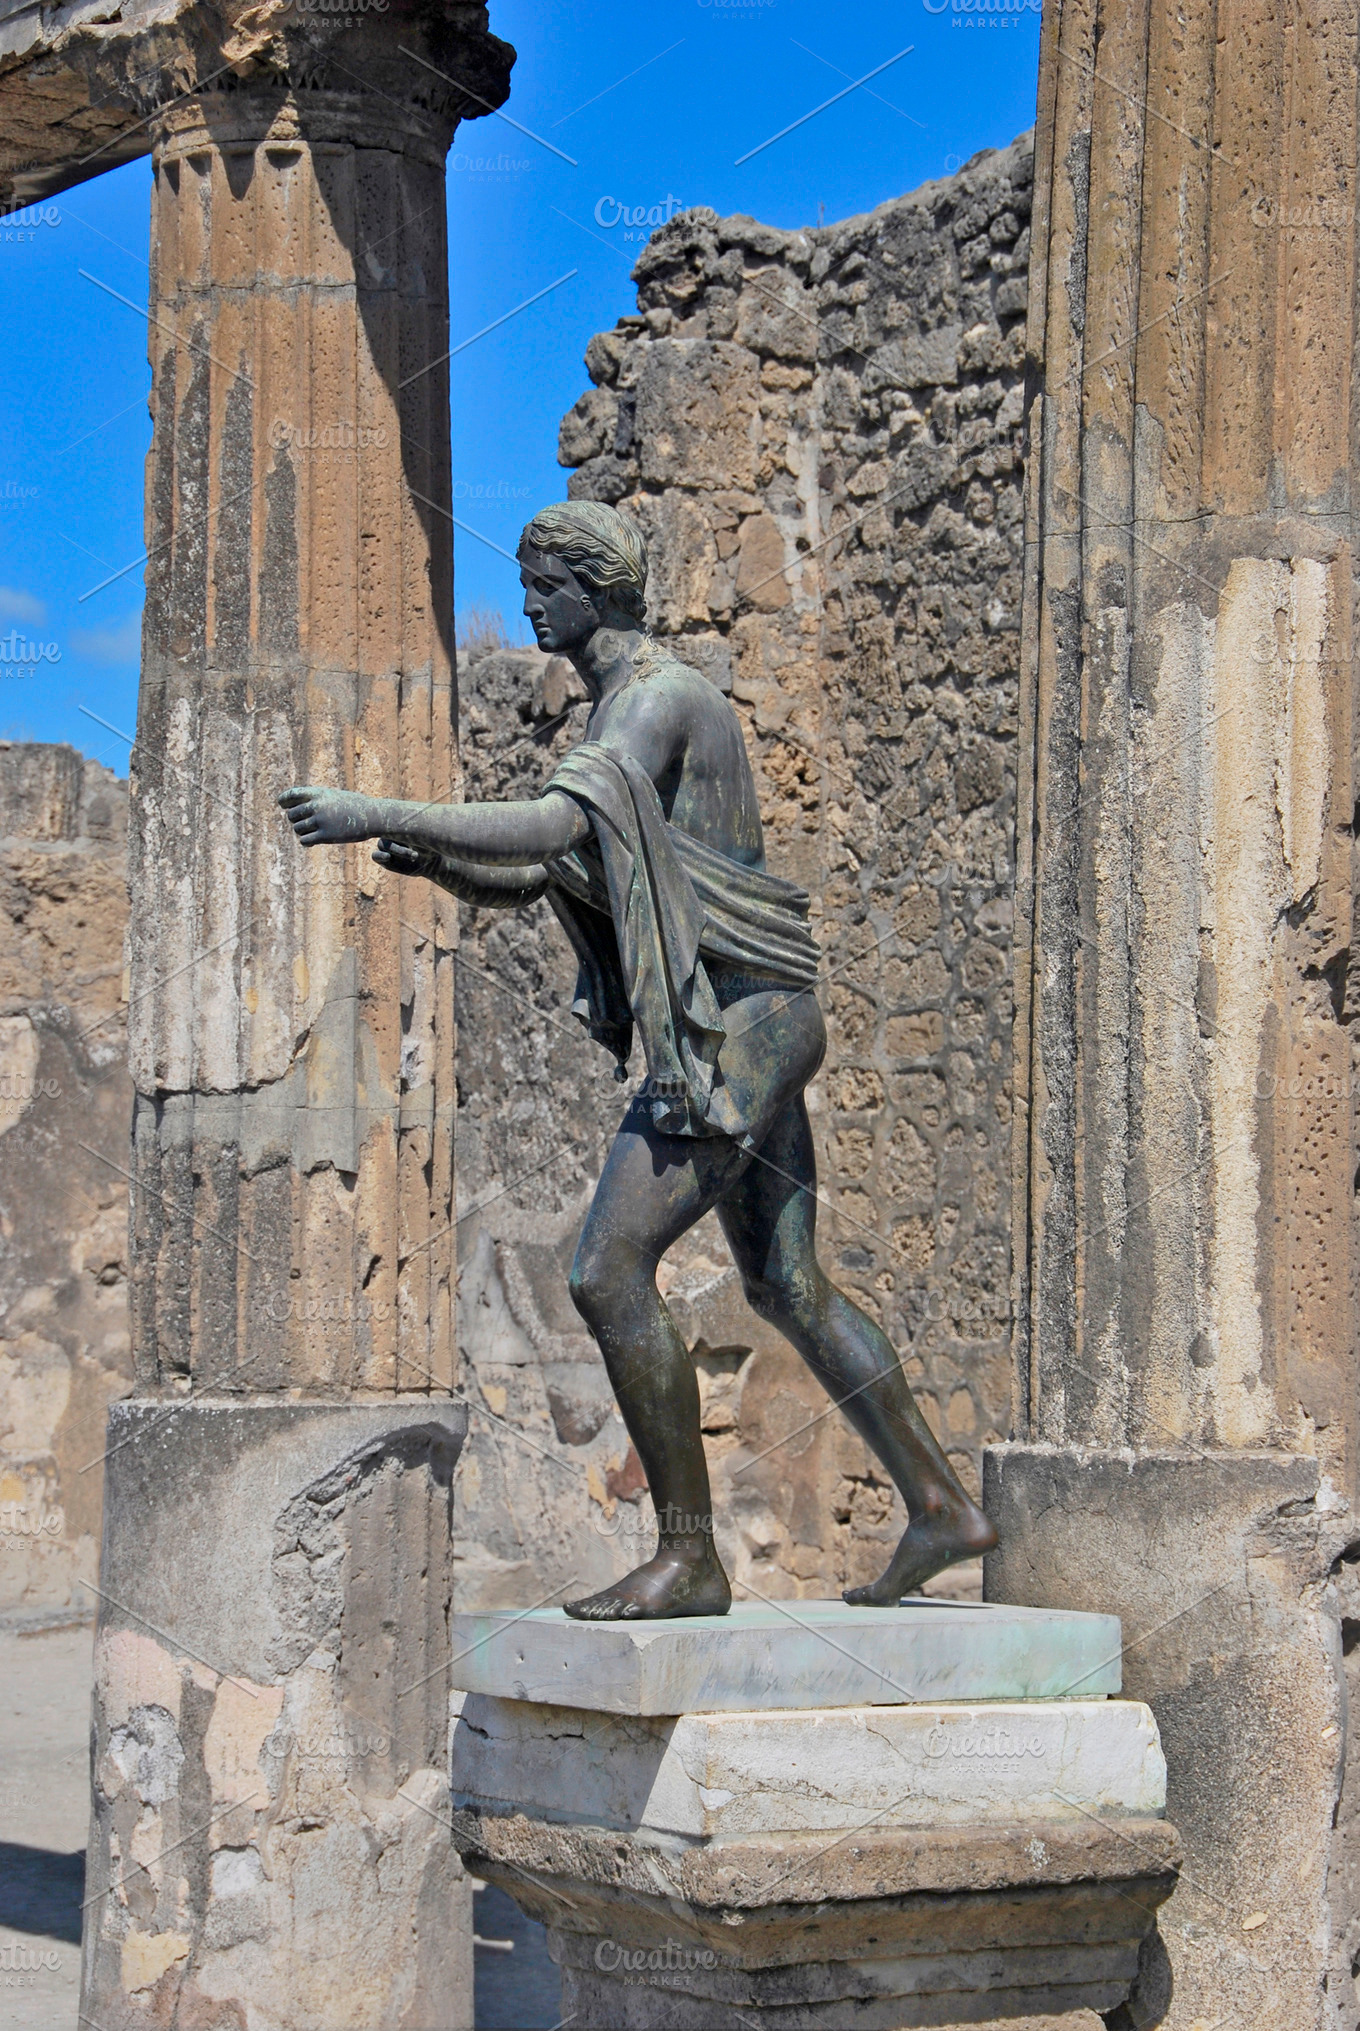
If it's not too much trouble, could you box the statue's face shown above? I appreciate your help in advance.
[519,542,600,653]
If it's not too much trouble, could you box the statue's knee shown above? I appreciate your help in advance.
[567,1251,607,1324]
[568,1242,639,1325]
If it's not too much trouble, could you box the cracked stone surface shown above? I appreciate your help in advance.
[0,744,133,1620]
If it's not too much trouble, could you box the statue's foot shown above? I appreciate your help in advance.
[564,1543,732,1621]
[843,1504,998,1607]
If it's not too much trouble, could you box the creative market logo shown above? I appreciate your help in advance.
[269,418,390,465]
[0,629,61,679]
[450,150,534,174]
[451,480,534,502]
[924,0,1040,22]
[1,205,61,242]
[594,195,686,244]
[284,0,389,17]
[0,1499,64,1543]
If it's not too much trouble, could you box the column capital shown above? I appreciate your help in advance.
[0,0,513,210]
[151,83,456,171]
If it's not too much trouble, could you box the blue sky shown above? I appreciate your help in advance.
[0,0,1039,773]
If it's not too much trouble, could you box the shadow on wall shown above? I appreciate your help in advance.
[0,1839,83,1944]
[472,1880,562,2031]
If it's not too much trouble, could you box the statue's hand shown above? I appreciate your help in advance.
[373,838,441,880]
[278,786,379,846]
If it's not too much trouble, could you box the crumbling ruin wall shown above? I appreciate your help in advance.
[0,742,133,1614]
[451,135,1031,1607]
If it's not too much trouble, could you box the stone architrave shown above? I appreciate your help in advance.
[995,0,1360,2024]
[1,2,514,2023]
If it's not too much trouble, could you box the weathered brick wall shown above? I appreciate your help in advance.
[0,743,133,1615]
[451,135,1031,1606]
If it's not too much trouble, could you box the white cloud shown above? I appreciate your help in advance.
[0,587,46,625]
[69,611,142,664]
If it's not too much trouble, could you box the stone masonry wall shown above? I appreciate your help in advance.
[450,135,1031,1608]
[0,742,133,1615]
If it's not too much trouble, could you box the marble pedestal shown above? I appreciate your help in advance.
[449,1603,1180,2029]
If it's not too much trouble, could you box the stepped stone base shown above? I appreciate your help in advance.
[449,1600,1179,2030]
[447,1599,1122,1712]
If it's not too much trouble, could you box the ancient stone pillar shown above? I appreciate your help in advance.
[990,0,1360,2022]
[128,67,466,1395]
[3,5,516,2024]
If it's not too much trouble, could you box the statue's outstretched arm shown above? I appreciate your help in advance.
[372,838,550,908]
[279,784,588,864]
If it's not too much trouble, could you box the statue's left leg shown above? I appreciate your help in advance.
[716,1096,998,1602]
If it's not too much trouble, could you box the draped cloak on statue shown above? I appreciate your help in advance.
[541,741,821,1146]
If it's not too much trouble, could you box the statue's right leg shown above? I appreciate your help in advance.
[562,1098,747,1620]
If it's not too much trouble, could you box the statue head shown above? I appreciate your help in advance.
[518,501,648,653]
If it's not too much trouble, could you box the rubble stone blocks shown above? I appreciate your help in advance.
[449,1609,1179,2030]
[452,138,1033,1614]
[995,0,1360,2024]
[0,744,132,1618]
[83,1400,470,2029]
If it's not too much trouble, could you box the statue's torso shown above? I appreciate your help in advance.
[582,654,765,870]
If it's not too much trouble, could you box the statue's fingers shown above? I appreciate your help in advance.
[278,786,315,809]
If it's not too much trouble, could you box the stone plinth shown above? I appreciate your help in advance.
[449,1604,1179,2029]
[453,1692,1165,1840]
[449,1600,1121,1712]
[82,1399,470,2030]
[986,1445,1351,2031]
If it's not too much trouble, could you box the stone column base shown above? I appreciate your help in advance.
[79,1398,471,2031]
[984,1444,1355,2030]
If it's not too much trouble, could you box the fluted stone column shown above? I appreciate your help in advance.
[989,1,1360,2024]
[0,7,521,2025]
[128,79,463,1392]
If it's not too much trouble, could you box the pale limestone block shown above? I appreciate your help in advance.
[451,1695,1165,1840]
